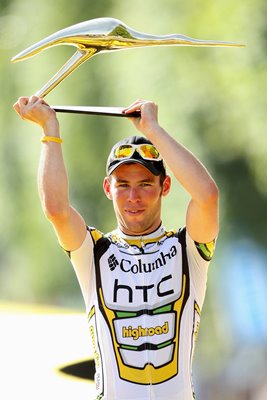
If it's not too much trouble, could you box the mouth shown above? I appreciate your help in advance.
[125,209,144,216]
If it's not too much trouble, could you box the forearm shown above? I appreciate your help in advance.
[146,125,218,204]
[38,120,70,220]
[13,96,87,247]
[124,99,219,241]
[124,100,218,204]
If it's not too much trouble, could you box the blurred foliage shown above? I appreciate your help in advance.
[0,0,266,314]
[1,1,267,398]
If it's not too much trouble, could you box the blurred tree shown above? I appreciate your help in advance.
[1,2,267,399]
[0,0,266,309]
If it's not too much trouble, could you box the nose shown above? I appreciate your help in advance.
[128,187,140,202]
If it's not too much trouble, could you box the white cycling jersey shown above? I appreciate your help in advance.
[68,224,214,400]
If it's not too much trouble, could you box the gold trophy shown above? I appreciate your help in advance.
[12,17,244,117]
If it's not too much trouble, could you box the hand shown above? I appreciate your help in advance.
[123,99,159,137]
[13,96,59,133]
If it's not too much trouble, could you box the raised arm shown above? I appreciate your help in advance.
[124,99,219,243]
[13,96,87,251]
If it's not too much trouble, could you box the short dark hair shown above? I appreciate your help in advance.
[159,170,167,186]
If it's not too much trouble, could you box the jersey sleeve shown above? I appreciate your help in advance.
[185,230,216,308]
[67,227,100,311]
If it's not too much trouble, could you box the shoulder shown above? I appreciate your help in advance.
[66,226,105,259]
[88,227,105,245]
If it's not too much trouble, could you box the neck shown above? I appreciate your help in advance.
[117,222,164,239]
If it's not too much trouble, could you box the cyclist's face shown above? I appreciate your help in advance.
[104,163,170,235]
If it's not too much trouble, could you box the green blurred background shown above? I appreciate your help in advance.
[1,0,267,399]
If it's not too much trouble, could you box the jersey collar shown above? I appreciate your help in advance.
[116,223,166,243]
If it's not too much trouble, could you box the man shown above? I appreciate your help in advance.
[14,96,219,400]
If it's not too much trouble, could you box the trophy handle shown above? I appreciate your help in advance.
[35,49,97,98]
[51,105,141,118]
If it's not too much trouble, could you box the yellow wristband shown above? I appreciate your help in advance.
[41,136,63,144]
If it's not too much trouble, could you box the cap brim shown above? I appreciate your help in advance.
[108,159,162,176]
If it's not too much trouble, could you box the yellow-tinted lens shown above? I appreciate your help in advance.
[139,144,160,159]
[114,145,134,159]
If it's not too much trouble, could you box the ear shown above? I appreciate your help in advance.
[103,176,113,200]
[162,175,171,197]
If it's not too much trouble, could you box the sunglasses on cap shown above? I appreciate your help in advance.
[114,144,162,161]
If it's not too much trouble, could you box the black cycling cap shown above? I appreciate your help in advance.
[106,136,166,177]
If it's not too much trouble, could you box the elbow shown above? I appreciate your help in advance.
[200,180,219,207]
[206,180,219,205]
[41,198,70,223]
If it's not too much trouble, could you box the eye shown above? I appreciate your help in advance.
[140,182,152,187]
[117,183,129,188]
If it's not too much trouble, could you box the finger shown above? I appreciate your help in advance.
[123,107,141,115]
[13,97,28,115]
[13,101,21,115]
[123,100,145,114]
[126,99,154,110]
[18,96,29,106]
[29,95,40,104]
[40,98,50,107]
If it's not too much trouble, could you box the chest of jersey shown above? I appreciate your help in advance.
[100,240,182,311]
[92,234,190,386]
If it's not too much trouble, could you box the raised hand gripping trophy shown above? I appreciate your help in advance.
[12,17,244,118]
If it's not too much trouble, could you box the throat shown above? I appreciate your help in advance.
[116,223,165,244]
